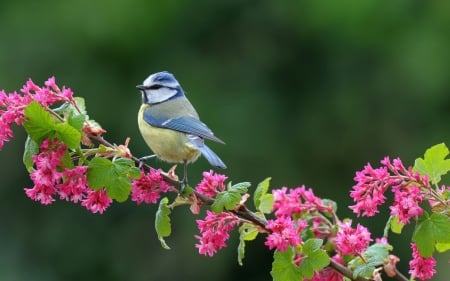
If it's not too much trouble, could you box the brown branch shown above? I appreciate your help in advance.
[87,134,410,281]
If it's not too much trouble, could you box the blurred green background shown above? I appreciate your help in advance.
[1,0,449,280]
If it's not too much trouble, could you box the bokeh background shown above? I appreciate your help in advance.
[1,1,449,280]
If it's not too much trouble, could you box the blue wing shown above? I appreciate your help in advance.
[143,108,225,144]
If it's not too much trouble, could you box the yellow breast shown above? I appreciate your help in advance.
[138,105,201,163]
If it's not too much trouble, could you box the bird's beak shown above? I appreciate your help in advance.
[136,85,145,90]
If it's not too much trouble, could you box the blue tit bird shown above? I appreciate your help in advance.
[136,71,226,187]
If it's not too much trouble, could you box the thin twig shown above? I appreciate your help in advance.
[87,134,410,281]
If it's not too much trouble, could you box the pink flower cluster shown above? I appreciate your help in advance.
[0,77,74,149]
[334,220,372,256]
[263,186,334,251]
[272,186,333,217]
[265,216,306,251]
[131,169,173,204]
[350,157,428,224]
[24,138,112,214]
[195,210,240,257]
[195,170,227,197]
[409,243,436,280]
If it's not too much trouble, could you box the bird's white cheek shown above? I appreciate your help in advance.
[145,88,177,104]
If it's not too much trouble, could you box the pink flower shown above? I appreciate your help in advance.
[24,139,66,204]
[81,189,112,214]
[334,220,372,256]
[131,169,172,204]
[0,77,75,149]
[272,186,331,218]
[0,90,32,149]
[264,217,305,251]
[58,166,89,203]
[390,185,423,224]
[349,163,390,216]
[195,211,240,257]
[350,157,429,217]
[409,243,436,280]
[195,170,227,197]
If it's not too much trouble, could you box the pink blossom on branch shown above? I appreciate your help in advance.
[409,243,436,280]
[131,169,173,204]
[24,138,113,214]
[81,189,112,214]
[349,157,429,218]
[264,216,306,251]
[195,170,227,197]
[390,185,423,224]
[195,211,240,257]
[272,185,333,218]
[0,77,75,149]
[334,220,372,256]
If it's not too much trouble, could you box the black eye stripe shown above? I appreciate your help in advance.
[148,84,162,90]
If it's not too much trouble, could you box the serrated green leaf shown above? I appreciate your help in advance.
[413,212,450,257]
[155,197,172,250]
[237,223,259,266]
[303,238,323,255]
[23,101,55,143]
[390,216,404,234]
[299,249,330,279]
[348,243,391,279]
[68,113,86,131]
[237,239,246,266]
[87,157,113,188]
[54,123,81,149]
[230,182,251,193]
[23,136,39,172]
[74,97,87,114]
[240,223,259,241]
[254,177,271,209]
[87,157,133,202]
[259,193,274,214]
[211,191,242,213]
[271,247,301,281]
[413,143,450,184]
[299,239,330,279]
[436,242,450,253]
[128,166,142,179]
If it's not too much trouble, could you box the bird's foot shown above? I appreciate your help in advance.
[138,154,156,168]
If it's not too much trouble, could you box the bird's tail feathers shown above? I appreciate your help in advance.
[198,144,226,169]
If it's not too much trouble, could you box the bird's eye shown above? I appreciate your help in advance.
[148,84,162,90]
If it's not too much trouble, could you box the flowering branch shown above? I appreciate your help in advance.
[1,77,449,281]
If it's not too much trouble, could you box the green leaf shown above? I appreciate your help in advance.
[23,101,55,143]
[413,212,450,257]
[259,193,274,214]
[23,136,39,172]
[230,181,251,193]
[413,143,450,184]
[211,190,242,213]
[155,197,172,250]
[68,113,86,132]
[299,239,330,279]
[237,223,259,266]
[87,157,135,202]
[436,242,450,253]
[348,243,392,279]
[390,216,404,234]
[253,177,271,209]
[271,247,301,281]
[23,101,81,149]
[211,182,249,213]
[54,122,81,149]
